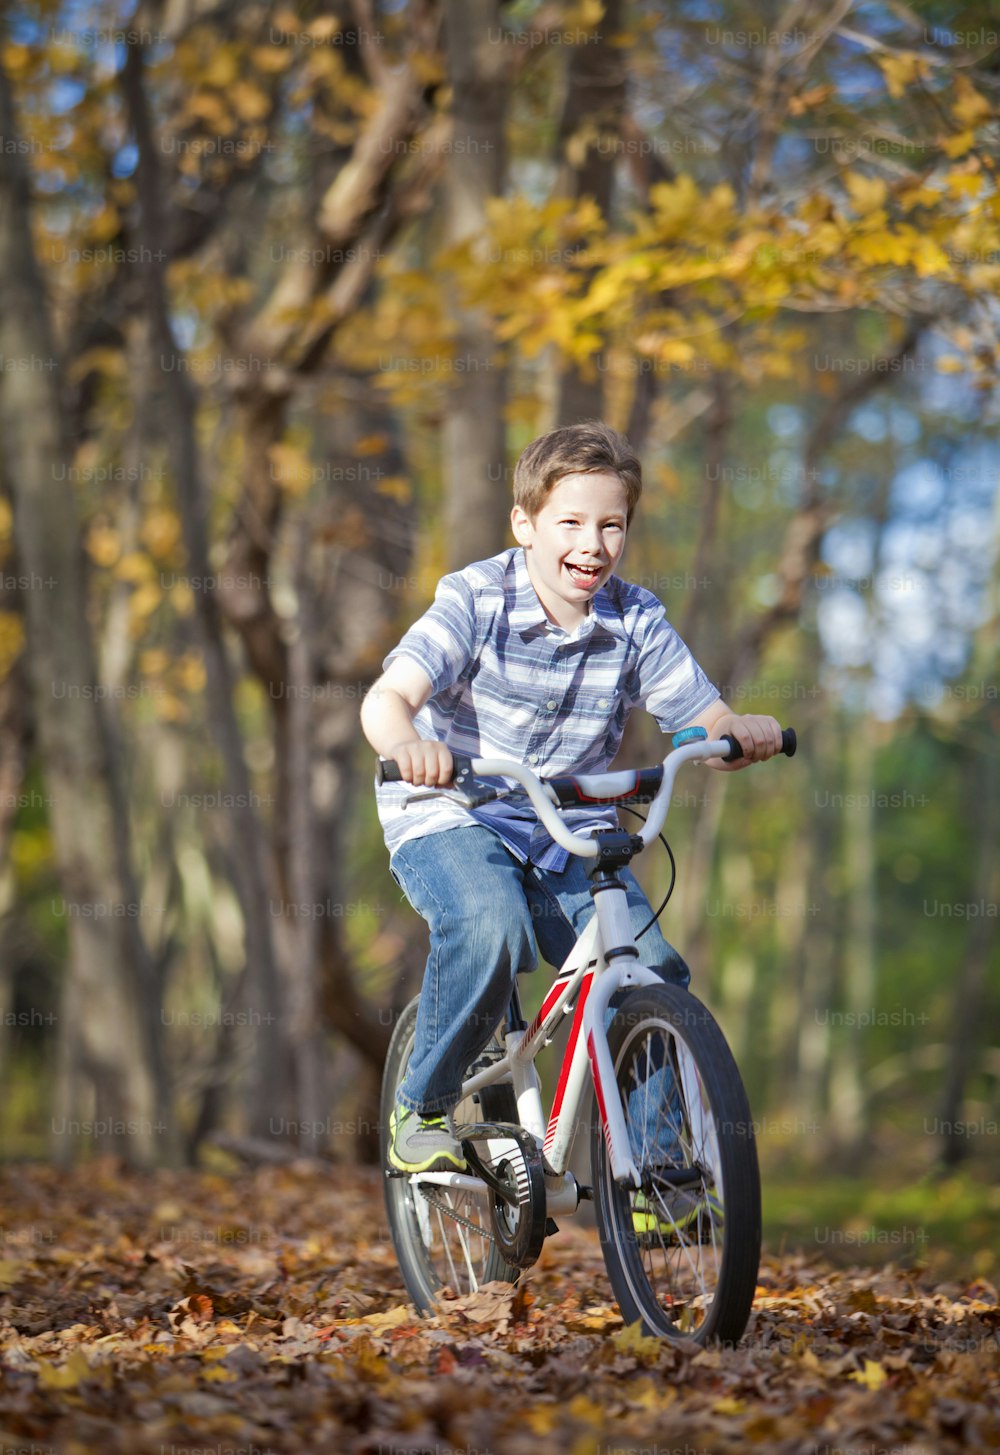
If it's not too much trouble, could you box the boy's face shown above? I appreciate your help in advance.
[511,471,629,618]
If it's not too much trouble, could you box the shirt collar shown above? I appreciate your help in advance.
[507,547,626,641]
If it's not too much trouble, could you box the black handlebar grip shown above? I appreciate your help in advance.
[721,727,797,762]
[375,758,403,785]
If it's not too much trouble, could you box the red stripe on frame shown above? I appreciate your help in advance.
[523,978,567,1050]
[542,971,593,1152]
[587,1028,611,1151]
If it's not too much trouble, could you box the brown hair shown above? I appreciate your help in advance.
[512,421,643,525]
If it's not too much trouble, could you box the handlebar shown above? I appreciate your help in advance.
[375,727,797,861]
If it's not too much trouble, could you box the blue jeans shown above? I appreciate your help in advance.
[389,825,690,1119]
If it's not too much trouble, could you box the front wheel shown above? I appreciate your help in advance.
[381,996,521,1313]
[591,983,761,1345]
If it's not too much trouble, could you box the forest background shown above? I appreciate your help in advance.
[0,0,997,1271]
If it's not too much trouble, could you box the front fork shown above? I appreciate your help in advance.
[582,842,665,1188]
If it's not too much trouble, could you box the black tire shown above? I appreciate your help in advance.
[380,996,521,1313]
[591,983,761,1345]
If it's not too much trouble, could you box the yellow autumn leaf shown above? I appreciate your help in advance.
[37,1349,95,1389]
[946,167,984,197]
[714,1396,747,1415]
[156,693,189,722]
[86,525,121,567]
[115,551,154,584]
[850,1358,888,1391]
[374,475,412,504]
[129,582,162,620]
[952,77,993,130]
[356,1305,412,1332]
[878,52,922,101]
[203,49,239,89]
[185,93,230,129]
[356,433,389,456]
[911,237,951,277]
[2,43,30,76]
[611,1319,662,1359]
[140,508,182,560]
[68,347,126,384]
[0,613,25,681]
[230,81,271,123]
[140,649,170,677]
[848,231,911,267]
[567,0,606,28]
[936,356,964,373]
[307,15,342,41]
[0,1258,24,1287]
[175,653,206,694]
[268,443,312,495]
[170,580,195,617]
[844,173,887,215]
[89,204,119,243]
[202,1363,237,1382]
[526,1406,558,1434]
[253,45,294,73]
[943,130,975,160]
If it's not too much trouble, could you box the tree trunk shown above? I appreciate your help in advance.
[553,0,625,426]
[794,710,839,1161]
[122,38,287,1139]
[442,0,509,567]
[937,724,998,1168]
[0,58,166,1165]
[826,712,877,1158]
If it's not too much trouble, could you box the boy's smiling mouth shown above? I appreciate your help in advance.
[565,561,604,588]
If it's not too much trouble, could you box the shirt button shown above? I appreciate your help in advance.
[528,753,540,764]
[598,698,609,708]
[546,699,558,710]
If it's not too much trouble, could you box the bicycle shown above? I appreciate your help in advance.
[377,724,796,1345]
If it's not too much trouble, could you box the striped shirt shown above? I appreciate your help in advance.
[375,546,719,871]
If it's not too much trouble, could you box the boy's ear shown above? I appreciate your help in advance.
[510,504,533,546]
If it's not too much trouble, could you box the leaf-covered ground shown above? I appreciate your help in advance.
[0,1162,997,1455]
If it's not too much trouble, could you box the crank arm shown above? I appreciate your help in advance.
[454,1120,542,1208]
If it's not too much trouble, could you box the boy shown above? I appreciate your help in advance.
[360,421,782,1174]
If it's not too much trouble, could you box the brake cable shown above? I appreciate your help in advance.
[618,804,676,939]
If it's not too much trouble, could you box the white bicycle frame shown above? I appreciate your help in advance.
[407,736,732,1213]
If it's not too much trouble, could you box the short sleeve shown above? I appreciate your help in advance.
[383,571,478,699]
[630,602,719,732]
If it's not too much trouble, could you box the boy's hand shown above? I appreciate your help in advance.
[389,739,455,787]
[707,713,783,771]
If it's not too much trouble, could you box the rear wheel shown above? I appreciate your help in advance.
[591,983,761,1345]
[381,996,521,1312]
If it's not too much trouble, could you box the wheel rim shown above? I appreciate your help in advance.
[607,1015,727,1338]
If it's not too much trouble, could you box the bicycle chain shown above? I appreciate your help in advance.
[416,1184,496,1242]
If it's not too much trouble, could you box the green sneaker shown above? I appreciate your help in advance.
[632,1186,723,1243]
[388,1102,467,1174]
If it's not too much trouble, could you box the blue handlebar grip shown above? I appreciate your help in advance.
[671,726,709,748]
